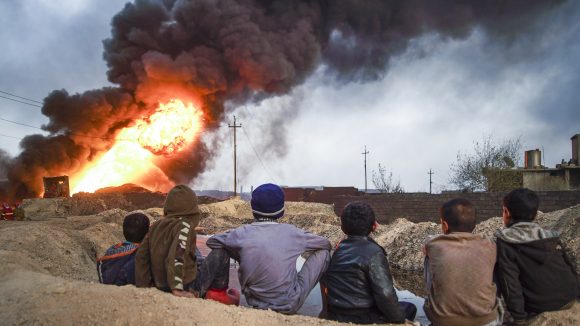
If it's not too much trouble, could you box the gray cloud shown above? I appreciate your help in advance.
[0,0,575,198]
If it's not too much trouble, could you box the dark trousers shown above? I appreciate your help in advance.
[188,248,231,297]
[327,301,417,324]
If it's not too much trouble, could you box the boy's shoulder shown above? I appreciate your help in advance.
[339,236,385,255]
[99,242,139,261]
[425,233,495,250]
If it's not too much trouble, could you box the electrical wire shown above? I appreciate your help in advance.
[241,127,277,183]
[0,90,43,104]
[0,95,42,108]
[0,133,21,140]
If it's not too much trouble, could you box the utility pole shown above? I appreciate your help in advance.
[428,169,434,194]
[362,146,369,193]
[229,115,242,196]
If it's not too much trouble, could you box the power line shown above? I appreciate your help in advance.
[241,127,277,183]
[0,90,43,104]
[0,117,43,130]
[0,95,42,108]
[0,133,21,140]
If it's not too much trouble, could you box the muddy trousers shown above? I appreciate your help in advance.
[246,249,331,315]
[188,248,231,297]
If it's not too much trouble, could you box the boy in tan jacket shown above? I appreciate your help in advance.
[135,184,200,297]
[423,198,500,326]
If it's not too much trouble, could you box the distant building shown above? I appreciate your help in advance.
[485,134,580,192]
[522,134,580,191]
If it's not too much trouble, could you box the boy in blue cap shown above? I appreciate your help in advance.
[204,183,331,314]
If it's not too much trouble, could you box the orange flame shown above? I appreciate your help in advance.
[70,99,203,194]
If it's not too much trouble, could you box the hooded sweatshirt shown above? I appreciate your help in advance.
[495,222,578,320]
[135,185,201,291]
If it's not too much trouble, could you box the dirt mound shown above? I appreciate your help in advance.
[0,221,108,282]
[0,269,345,326]
[1,198,577,325]
[373,219,440,271]
[94,183,153,194]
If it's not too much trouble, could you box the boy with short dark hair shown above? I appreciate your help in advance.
[321,202,417,324]
[97,212,150,285]
[496,188,578,324]
[423,198,499,326]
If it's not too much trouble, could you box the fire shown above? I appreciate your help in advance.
[70,99,203,194]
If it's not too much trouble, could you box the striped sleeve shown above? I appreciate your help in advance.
[169,219,191,290]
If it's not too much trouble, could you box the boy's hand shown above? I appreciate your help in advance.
[404,320,420,326]
[171,289,194,298]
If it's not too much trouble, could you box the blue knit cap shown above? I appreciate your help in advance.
[251,183,285,219]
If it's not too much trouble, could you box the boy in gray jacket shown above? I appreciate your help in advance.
[205,183,331,314]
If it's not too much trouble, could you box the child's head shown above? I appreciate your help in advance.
[439,198,476,234]
[251,183,285,219]
[502,188,539,226]
[164,184,200,218]
[123,212,150,243]
[340,202,377,236]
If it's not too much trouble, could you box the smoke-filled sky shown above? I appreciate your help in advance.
[1,0,580,194]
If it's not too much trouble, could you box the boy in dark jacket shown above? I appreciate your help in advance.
[321,202,416,324]
[496,188,578,325]
[97,212,150,285]
[135,185,201,297]
[423,199,499,326]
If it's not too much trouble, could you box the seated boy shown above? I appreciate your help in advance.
[205,183,331,314]
[423,198,499,326]
[321,202,417,324]
[97,212,149,285]
[135,185,202,297]
[496,188,578,324]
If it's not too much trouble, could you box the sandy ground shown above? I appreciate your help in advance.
[1,199,578,325]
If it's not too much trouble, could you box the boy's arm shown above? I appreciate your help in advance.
[166,219,196,294]
[368,251,406,323]
[134,233,152,287]
[496,240,526,321]
[206,232,229,249]
[302,231,332,251]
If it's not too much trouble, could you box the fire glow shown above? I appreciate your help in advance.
[70,99,203,194]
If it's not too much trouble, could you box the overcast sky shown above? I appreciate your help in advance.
[1,0,580,193]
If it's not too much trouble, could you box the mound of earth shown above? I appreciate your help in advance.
[1,198,577,325]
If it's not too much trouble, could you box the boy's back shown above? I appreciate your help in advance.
[496,222,578,319]
[323,236,405,324]
[424,198,499,326]
[97,242,139,285]
[496,188,578,322]
[424,233,498,325]
[207,222,330,311]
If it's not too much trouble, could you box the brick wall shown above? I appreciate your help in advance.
[328,191,580,224]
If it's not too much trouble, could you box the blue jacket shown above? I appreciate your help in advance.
[97,242,140,286]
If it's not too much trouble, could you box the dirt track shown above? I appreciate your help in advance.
[0,199,578,325]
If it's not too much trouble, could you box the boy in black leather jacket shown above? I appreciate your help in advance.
[321,202,416,324]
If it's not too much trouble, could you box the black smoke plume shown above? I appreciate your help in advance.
[1,0,564,199]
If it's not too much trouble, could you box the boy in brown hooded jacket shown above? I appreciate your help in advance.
[135,185,200,297]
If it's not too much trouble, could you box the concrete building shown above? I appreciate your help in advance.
[522,134,580,191]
